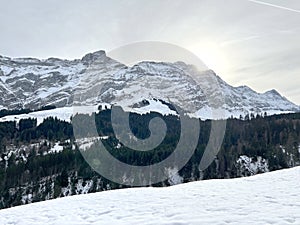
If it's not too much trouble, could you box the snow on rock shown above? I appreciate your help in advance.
[166,167,183,186]
[61,179,94,197]
[49,142,64,154]
[0,167,299,225]
[236,155,269,176]
[75,179,94,195]
[21,194,33,205]
[75,137,108,151]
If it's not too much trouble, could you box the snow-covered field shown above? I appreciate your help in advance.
[0,107,74,125]
[0,167,299,225]
[0,100,178,126]
[0,102,295,126]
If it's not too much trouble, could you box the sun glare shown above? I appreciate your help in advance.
[187,42,228,75]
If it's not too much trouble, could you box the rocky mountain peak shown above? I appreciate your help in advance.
[0,50,299,118]
[81,50,107,64]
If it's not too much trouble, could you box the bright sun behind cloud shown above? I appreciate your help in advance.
[187,42,229,75]
[185,41,236,88]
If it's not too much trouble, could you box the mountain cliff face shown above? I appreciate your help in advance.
[0,51,299,119]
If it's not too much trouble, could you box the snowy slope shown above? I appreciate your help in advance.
[0,167,299,225]
[0,107,74,125]
[0,100,177,125]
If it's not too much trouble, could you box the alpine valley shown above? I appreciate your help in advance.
[0,51,299,211]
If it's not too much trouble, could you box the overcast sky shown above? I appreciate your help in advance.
[0,0,299,104]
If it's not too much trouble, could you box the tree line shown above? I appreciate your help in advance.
[0,108,299,209]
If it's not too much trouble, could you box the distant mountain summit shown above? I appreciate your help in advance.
[0,51,299,119]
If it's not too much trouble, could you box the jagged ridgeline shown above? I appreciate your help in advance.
[0,51,299,118]
[0,109,300,209]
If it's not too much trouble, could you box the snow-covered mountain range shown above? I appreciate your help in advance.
[0,166,299,225]
[0,50,299,119]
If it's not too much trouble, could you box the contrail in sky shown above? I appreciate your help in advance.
[247,0,300,14]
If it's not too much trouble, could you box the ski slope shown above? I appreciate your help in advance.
[0,167,299,225]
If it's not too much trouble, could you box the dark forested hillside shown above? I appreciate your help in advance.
[0,109,299,209]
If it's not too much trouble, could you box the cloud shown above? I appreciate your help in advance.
[247,0,300,14]
[219,35,260,47]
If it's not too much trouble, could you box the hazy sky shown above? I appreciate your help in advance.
[0,0,299,104]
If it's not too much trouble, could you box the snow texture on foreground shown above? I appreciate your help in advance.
[0,167,299,225]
